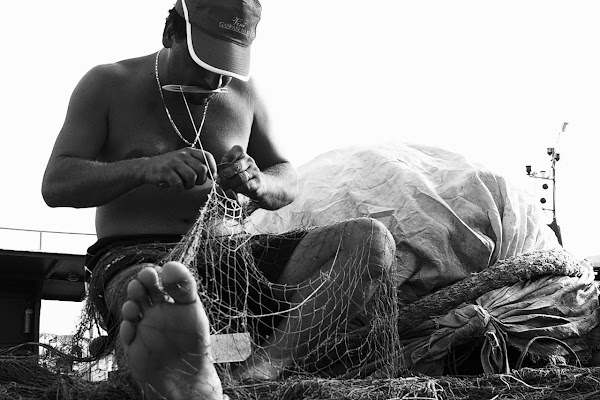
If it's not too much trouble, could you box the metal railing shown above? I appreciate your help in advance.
[0,226,96,254]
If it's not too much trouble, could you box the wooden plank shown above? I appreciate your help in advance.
[210,332,252,363]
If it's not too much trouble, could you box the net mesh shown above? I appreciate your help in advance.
[159,183,403,379]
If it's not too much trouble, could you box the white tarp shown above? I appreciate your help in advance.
[249,143,561,302]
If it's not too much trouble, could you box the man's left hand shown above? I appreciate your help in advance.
[216,145,262,199]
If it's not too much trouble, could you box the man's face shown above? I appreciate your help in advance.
[168,39,234,92]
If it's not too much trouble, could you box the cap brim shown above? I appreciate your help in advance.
[183,17,251,81]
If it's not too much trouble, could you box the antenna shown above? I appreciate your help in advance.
[525,122,567,244]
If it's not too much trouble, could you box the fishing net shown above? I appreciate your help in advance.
[0,178,402,399]
[158,183,403,379]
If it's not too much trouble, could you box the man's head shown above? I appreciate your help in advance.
[166,0,262,82]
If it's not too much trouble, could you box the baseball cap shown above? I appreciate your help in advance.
[175,0,262,82]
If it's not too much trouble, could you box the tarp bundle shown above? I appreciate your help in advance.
[248,143,599,372]
[402,264,599,374]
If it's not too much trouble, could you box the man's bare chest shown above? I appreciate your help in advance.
[104,94,253,162]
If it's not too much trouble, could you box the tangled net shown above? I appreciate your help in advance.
[0,179,404,399]
[158,183,403,379]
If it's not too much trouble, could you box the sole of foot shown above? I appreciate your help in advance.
[120,261,228,400]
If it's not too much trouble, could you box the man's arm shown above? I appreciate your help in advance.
[42,64,216,209]
[217,79,298,211]
[42,64,135,208]
[253,161,298,210]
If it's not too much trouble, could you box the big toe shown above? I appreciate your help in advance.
[161,261,198,304]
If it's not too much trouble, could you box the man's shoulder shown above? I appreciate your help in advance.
[70,54,154,104]
[82,54,153,87]
[225,77,263,114]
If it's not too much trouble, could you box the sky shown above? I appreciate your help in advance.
[2,1,599,334]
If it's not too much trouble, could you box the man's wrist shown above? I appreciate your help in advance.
[246,199,260,214]
[132,157,151,185]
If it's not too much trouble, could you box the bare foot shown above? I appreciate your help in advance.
[120,261,227,400]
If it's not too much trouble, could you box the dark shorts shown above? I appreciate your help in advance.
[85,230,310,342]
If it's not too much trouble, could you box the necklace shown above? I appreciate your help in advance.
[154,50,209,148]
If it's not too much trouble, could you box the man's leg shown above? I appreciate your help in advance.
[102,217,394,394]
[235,217,396,379]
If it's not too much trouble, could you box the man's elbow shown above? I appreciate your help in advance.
[41,172,72,208]
[41,181,62,208]
[41,162,63,207]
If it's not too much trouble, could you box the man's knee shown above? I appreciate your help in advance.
[342,217,396,268]
[343,217,394,246]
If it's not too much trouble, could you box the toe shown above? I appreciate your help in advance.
[120,320,136,346]
[126,279,152,310]
[122,300,142,322]
[137,266,167,305]
[161,261,198,304]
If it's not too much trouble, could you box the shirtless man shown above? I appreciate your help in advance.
[42,1,395,399]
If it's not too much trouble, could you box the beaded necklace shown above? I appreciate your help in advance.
[154,49,210,148]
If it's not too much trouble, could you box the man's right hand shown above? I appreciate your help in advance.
[144,148,217,191]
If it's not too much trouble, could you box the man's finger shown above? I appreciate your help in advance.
[166,175,183,191]
[174,164,199,189]
[219,159,248,180]
[188,149,217,176]
[239,170,251,183]
[183,157,210,184]
[220,145,244,165]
